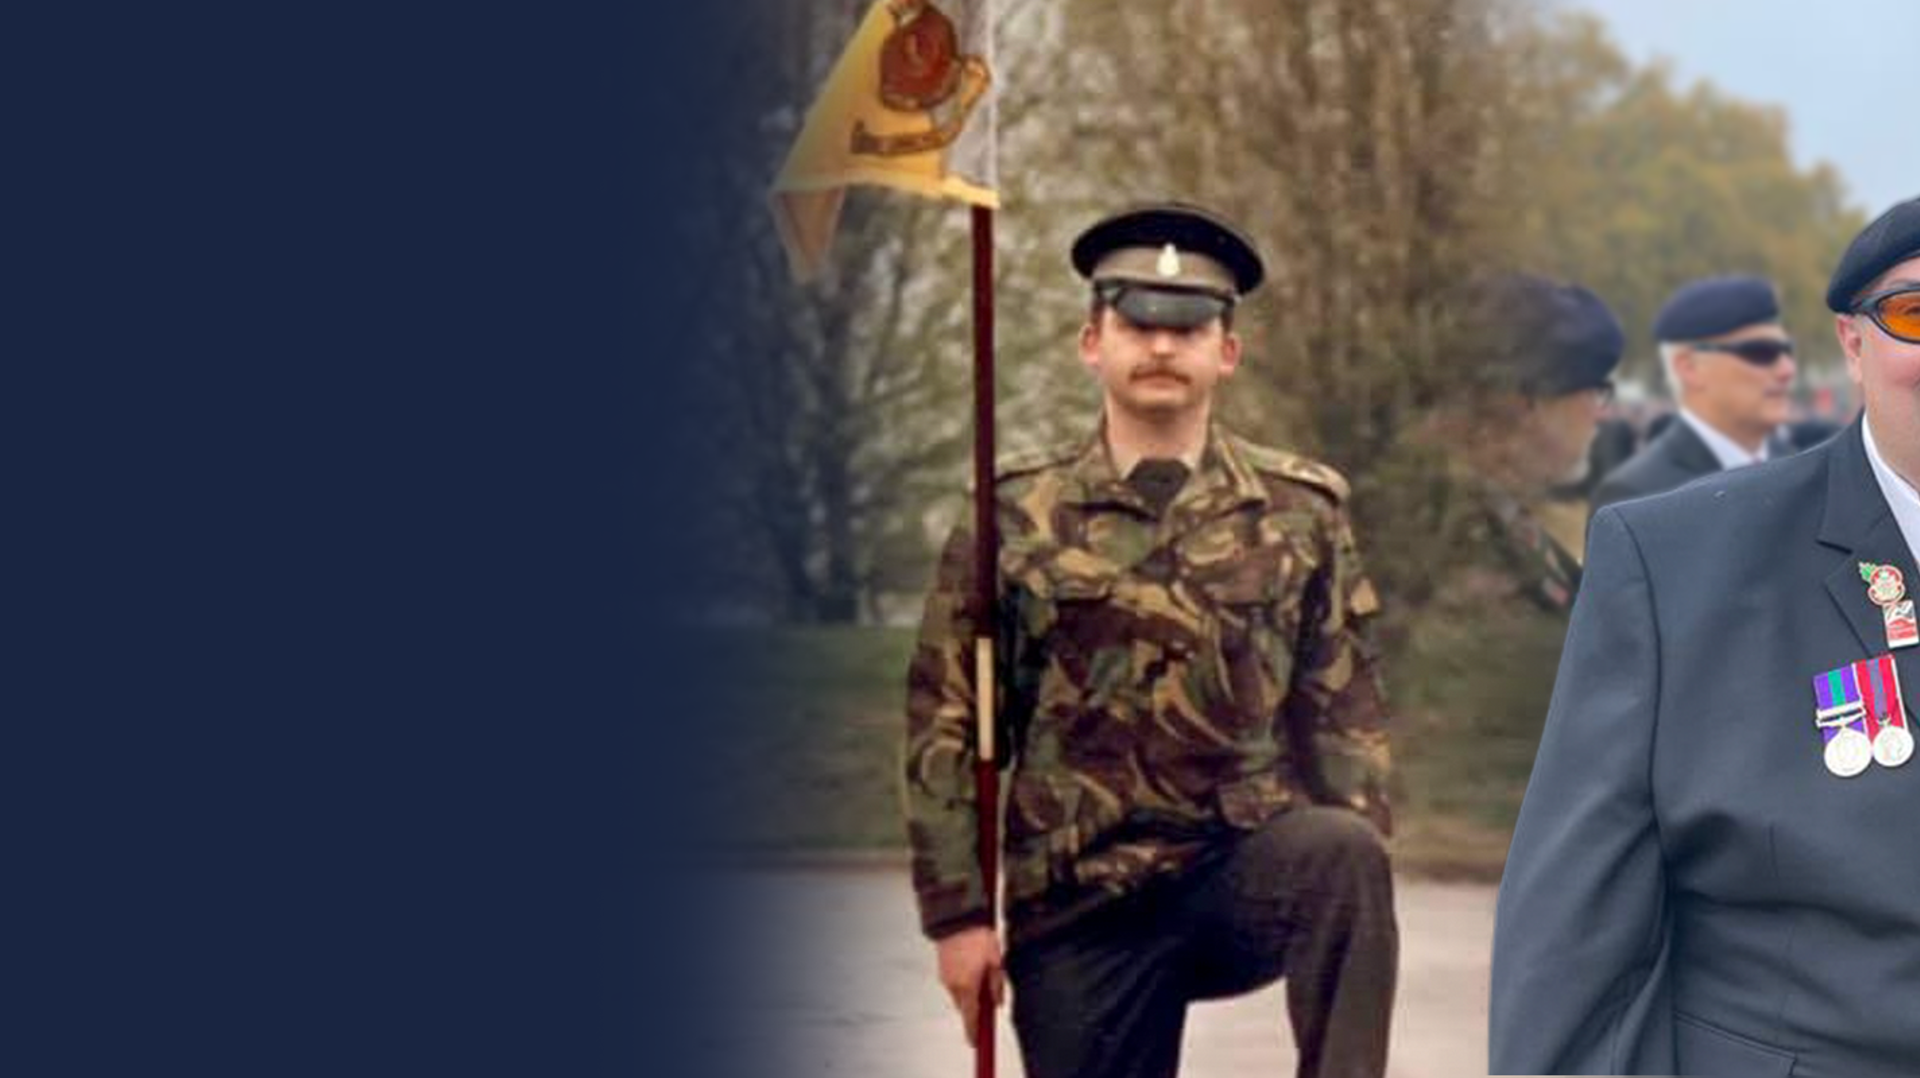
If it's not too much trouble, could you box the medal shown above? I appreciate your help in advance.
[1827,727,1874,777]
[1876,724,1915,768]
[1864,653,1913,769]
[1813,655,1912,775]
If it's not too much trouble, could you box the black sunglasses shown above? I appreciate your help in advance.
[1691,338,1795,366]
[1851,285,1920,345]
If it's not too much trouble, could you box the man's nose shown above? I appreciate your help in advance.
[1147,328,1180,353]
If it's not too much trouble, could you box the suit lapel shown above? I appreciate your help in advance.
[1817,419,1920,723]
[1664,420,1722,480]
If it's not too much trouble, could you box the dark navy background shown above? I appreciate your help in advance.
[13,3,755,1074]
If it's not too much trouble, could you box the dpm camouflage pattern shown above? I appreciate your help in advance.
[903,424,1391,943]
[1477,480,1582,614]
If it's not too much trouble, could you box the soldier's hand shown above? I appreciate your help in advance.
[934,925,1004,1046]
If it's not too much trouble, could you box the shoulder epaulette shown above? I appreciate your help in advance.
[1234,438,1351,503]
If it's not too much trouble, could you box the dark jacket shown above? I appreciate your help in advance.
[1591,419,1795,513]
[1493,419,1920,1076]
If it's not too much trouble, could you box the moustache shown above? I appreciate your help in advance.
[1131,367,1190,384]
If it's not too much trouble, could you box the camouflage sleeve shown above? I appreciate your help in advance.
[1286,501,1393,835]
[901,521,993,939]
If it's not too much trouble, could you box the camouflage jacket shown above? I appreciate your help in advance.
[903,423,1391,944]
[1476,481,1582,615]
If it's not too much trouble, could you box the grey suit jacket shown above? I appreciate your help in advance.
[1492,420,1920,1076]
[1592,420,1796,513]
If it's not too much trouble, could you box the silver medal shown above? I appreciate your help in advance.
[1826,727,1874,778]
[1875,724,1915,768]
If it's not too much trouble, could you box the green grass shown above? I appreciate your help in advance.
[721,625,919,851]
[728,624,1530,880]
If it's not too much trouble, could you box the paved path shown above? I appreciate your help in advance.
[742,868,1494,1077]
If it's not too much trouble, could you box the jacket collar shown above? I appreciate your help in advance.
[1659,417,1723,478]
[1061,419,1269,520]
[1818,417,1894,552]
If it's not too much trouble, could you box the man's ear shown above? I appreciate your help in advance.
[1671,346,1701,392]
[1836,313,1867,388]
[1218,330,1242,378]
[1078,316,1102,373]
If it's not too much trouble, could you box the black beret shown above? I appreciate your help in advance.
[1653,275,1780,342]
[1827,196,1920,312]
[1476,273,1624,397]
[1071,202,1265,296]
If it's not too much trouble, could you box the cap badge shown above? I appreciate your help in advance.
[1156,244,1182,278]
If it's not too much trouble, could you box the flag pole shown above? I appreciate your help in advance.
[968,202,999,1078]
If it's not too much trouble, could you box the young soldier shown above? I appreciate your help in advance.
[903,202,1396,1078]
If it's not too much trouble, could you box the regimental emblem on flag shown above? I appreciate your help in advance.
[1813,656,1912,777]
[851,1,991,158]
[770,0,999,281]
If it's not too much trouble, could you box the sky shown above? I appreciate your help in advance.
[1557,0,1913,217]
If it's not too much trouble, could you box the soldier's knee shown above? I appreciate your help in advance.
[1263,806,1391,881]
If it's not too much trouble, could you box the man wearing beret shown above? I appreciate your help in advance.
[1439,273,1625,613]
[1591,275,1799,512]
[1491,195,1920,1076]
[903,202,1396,1078]
[1368,275,1623,835]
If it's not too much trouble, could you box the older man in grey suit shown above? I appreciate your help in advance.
[1492,195,1920,1076]
[1590,275,1800,512]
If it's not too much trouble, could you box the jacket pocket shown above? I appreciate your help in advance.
[1194,568,1293,724]
[1673,1011,1794,1077]
[1003,777,1085,903]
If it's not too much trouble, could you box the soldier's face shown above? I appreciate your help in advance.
[1527,388,1608,484]
[1841,254,1920,466]
[1676,321,1796,438]
[1078,307,1241,419]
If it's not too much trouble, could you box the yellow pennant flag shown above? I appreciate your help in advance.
[770,0,999,282]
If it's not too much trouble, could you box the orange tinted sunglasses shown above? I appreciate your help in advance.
[1852,285,1920,344]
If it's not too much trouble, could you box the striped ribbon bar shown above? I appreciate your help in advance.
[1813,656,1905,744]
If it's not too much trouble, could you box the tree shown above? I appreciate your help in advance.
[1499,11,1865,386]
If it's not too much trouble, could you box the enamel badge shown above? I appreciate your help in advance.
[1813,655,1912,777]
[1860,562,1918,649]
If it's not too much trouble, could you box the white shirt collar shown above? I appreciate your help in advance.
[1679,407,1770,470]
[1863,413,1920,567]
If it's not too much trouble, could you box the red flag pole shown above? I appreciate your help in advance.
[968,203,999,1078]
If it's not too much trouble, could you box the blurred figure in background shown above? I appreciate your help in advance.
[1592,275,1798,511]
[1361,274,1624,867]
[1404,273,1626,611]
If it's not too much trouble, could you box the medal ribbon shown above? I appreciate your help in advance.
[1816,669,1849,744]
[1875,653,1906,731]
[1855,660,1883,742]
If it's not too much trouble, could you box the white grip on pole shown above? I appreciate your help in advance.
[974,636,995,765]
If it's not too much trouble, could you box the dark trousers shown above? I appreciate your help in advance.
[1005,807,1397,1078]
